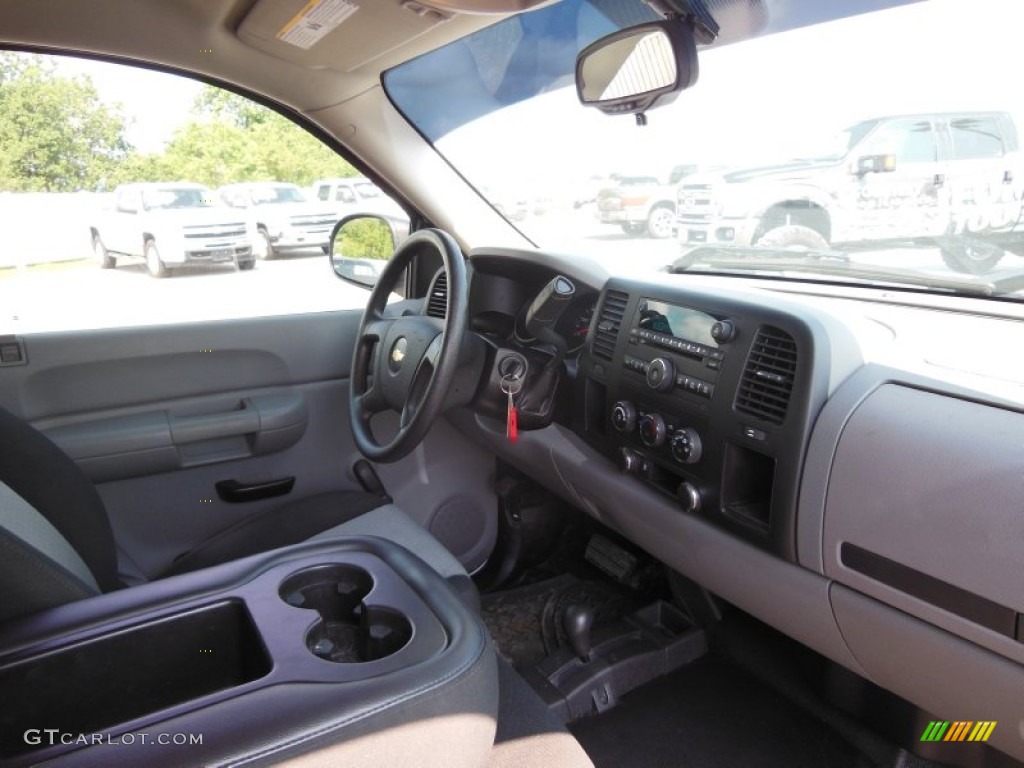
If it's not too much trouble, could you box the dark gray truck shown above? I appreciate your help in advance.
[676,112,1024,272]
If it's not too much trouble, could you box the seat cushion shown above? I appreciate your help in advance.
[162,490,386,577]
[489,657,596,768]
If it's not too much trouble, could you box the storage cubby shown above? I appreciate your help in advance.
[0,600,269,759]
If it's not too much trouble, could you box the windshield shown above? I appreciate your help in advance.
[251,185,307,204]
[386,0,1024,301]
[142,187,213,209]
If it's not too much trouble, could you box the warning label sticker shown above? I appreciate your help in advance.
[276,0,359,50]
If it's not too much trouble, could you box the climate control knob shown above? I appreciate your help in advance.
[646,357,675,392]
[611,401,637,432]
[678,482,702,513]
[619,447,642,474]
[638,413,667,447]
[670,428,703,464]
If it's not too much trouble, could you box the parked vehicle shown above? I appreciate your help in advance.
[596,167,700,238]
[677,112,1024,272]
[311,177,405,219]
[90,183,254,278]
[217,182,337,259]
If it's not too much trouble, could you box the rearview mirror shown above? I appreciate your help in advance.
[329,215,398,288]
[576,21,698,118]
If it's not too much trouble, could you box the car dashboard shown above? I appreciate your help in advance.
[455,246,1024,763]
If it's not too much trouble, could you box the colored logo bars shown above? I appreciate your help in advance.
[920,721,996,743]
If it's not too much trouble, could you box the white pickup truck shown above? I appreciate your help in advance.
[217,182,338,259]
[90,183,255,278]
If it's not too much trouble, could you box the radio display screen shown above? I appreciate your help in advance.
[636,299,718,348]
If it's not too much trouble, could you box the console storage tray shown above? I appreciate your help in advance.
[0,537,494,768]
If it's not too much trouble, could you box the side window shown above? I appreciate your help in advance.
[117,189,140,213]
[862,120,937,164]
[222,190,245,208]
[949,117,1004,160]
[0,52,408,334]
[336,186,356,203]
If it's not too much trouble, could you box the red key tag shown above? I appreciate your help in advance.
[501,373,522,443]
[507,396,518,443]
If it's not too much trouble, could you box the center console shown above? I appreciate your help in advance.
[0,538,496,767]
[579,278,834,559]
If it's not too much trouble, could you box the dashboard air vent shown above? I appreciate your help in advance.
[426,270,447,318]
[591,289,628,360]
[735,326,798,425]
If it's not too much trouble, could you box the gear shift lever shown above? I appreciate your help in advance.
[564,604,595,662]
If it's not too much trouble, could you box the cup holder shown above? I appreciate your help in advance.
[279,564,412,664]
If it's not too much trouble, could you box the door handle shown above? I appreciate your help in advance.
[933,173,945,187]
[216,476,295,503]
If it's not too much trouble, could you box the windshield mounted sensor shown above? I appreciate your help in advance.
[575,19,699,118]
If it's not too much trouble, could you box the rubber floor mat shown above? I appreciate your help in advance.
[481,574,579,667]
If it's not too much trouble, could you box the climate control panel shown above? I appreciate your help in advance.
[612,400,703,467]
[581,280,818,557]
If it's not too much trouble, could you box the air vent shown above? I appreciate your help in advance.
[426,270,447,318]
[734,326,798,425]
[591,290,628,360]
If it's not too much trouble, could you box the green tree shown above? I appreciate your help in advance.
[161,85,359,186]
[0,53,130,191]
[335,219,394,260]
[193,87,271,130]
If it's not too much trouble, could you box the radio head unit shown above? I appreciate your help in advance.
[636,299,720,349]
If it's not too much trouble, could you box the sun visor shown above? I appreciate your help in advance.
[236,0,459,72]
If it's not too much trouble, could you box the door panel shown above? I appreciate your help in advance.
[0,312,363,577]
[0,309,498,579]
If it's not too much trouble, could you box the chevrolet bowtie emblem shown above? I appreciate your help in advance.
[388,338,408,373]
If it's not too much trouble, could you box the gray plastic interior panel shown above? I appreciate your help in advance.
[42,394,309,482]
[832,585,1024,763]
[95,381,368,577]
[372,411,499,575]
[819,379,1024,665]
[0,311,361,421]
[455,411,864,675]
[799,363,1024,573]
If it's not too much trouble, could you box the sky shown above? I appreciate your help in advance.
[55,57,201,153]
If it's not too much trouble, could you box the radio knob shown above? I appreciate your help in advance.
[638,413,667,447]
[711,320,736,344]
[619,447,641,474]
[646,357,675,392]
[670,428,703,464]
[678,481,702,513]
[611,401,637,432]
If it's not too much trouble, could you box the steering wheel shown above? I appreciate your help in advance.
[349,228,468,462]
